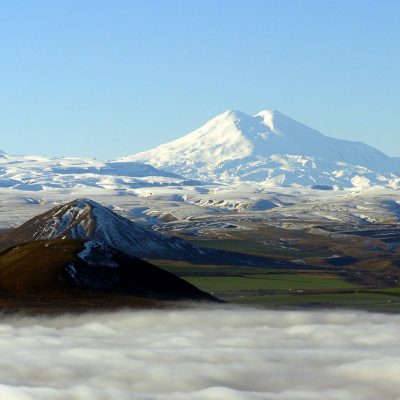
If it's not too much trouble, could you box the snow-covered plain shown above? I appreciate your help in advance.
[1,184,399,234]
[0,153,189,192]
[0,308,399,400]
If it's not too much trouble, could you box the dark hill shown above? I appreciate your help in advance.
[0,239,218,313]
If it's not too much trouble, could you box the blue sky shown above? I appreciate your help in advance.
[1,0,399,159]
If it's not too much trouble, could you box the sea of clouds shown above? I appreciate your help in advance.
[0,307,398,400]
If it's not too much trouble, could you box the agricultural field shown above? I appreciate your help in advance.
[159,230,400,311]
[164,267,400,311]
[183,273,357,292]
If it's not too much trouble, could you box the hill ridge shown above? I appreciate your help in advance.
[0,198,202,261]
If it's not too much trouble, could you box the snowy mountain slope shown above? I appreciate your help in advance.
[0,152,191,192]
[121,110,400,188]
[0,198,202,260]
[0,197,308,269]
[2,110,399,190]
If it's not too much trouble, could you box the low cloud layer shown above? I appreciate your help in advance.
[0,307,399,399]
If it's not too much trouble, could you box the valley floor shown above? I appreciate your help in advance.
[1,185,400,312]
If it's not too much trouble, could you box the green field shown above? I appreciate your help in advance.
[183,273,357,292]
[191,239,322,258]
[160,265,400,311]
[161,265,270,275]
[158,235,400,311]
[227,292,400,311]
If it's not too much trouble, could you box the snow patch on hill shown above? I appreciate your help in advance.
[77,241,119,268]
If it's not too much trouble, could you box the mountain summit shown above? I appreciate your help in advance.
[121,110,400,188]
[0,199,201,260]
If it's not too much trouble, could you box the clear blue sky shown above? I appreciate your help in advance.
[1,0,399,159]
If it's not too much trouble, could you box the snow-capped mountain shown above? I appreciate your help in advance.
[2,110,399,190]
[0,198,202,260]
[122,110,400,188]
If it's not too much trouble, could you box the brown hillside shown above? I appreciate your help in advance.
[0,239,218,313]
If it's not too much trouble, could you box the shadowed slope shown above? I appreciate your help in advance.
[0,198,202,261]
[0,239,218,313]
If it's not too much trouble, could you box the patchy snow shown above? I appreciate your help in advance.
[14,198,201,260]
[2,183,400,245]
[77,241,119,268]
[351,175,371,188]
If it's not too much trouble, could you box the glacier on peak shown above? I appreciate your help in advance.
[1,110,399,190]
[254,110,276,131]
[120,109,399,188]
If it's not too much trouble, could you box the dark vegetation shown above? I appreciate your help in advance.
[0,239,218,313]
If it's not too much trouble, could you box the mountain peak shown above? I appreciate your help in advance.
[121,108,399,187]
[0,198,201,260]
[217,109,243,118]
[65,198,100,209]
[254,110,277,131]
[207,109,251,125]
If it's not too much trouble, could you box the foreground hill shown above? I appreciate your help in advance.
[122,110,400,188]
[0,198,202,260]
[0,198,312,268]
[0,239,217,313]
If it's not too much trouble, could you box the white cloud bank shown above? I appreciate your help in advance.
[0,307,399,399]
